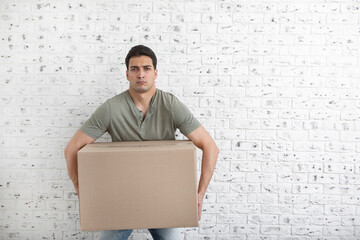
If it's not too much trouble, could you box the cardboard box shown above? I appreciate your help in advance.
[77,140,198,231]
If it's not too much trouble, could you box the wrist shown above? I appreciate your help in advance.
[198,191,205,198]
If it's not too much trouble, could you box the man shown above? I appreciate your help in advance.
[64,45,219,240]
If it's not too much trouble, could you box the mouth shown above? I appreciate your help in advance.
[136,81,147,84]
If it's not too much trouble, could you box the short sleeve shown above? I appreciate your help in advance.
[80,100,111,140]
[171,96,201,136]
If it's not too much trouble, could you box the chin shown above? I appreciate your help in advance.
[133,87,150,93]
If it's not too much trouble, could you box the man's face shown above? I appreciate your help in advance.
[126,55,158,94]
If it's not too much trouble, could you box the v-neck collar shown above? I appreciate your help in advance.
[126,89,157,120]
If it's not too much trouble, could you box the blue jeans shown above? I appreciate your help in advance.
[99,228,181,240]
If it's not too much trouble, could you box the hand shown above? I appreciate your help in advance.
[197,192,204,221]
[74,181,80,199]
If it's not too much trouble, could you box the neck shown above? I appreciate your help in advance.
[128,87,156,116]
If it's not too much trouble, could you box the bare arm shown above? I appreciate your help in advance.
[187,125,219,220]
[64,130,95,196]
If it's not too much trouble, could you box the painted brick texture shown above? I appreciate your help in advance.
[0,0,360,239]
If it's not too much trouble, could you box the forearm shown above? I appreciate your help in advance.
[197,143,219,196]
[64,145,80,185]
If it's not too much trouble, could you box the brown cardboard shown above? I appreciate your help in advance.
[77,140,198,231]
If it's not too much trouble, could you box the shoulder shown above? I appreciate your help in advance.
[107,90,130,105]
[156,89,178,105]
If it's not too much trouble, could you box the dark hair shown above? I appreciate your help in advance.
[125,45,157,70]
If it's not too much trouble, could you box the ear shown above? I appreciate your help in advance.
[126,70,129,81]
[154,69,158,79]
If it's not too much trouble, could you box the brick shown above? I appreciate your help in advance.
[216,2,245,13]
[263,183,292,194]
[124,2,152,12]
[230,119,260,129]
[218,24,248,34]
[262,162,292,173]
[246,173,277,183]
[215,129,245,140]
[47,220,76,231]
[170,55,201,65]
[231,98,261,108]
[261,225,291,235]
[231,183,261,193]
[218,65,248,75]
[279,194,309,204]
[309,173,339,184]
[199,224,229,234]
[248,109,278,119]
[199,213,216,224]
[214,172,245,183]
[215,87,245,98]
[231,76,261,87]
[292,184,323,194]
[232,140,262,151]
[294,77,325,87]
[2,189,32,200]
[233,13,263,24]
[153,2,184,12]
[294,205,324,215]
[342,216,360,226]
[262,204,292,214]
[292,226,322,236]
[293,163,323,173]
[230,225,260,235]
[280,215,309,225]
[293,141,324,151]
[233,55,262,66]
[171,13,201,23]
[278,130,308,141]
[323,226,355,236]
[200,76,230,87]
[217,193,246,204]
[187,23,217,33]
[278,109,309,119]
[340,174,360,185]
[263,141,293,152]
[2,209,32,220]
[217,214,247,224]
[261,119,292,129]
[219,150,246,162]
[202,13,232,23]
[324,185,355,195]
[309,3,341,13]
[247,130,277,140]
[248,151,277,162]
[218,235,246,240]
[249,214,278,225]
[309,216,342,226]
[248,194,278,204]
[325,142,355,152]
[188,65,217,75]
[249,236,277,240]
[278,174,308,183]
[184,2,215,12]
[249,25,279,35]
[342,195,360,205]
[184,87,214,97]
[324,163,354,174]
[33,231,66,239]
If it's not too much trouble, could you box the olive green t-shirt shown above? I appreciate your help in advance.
[80,89,201,142]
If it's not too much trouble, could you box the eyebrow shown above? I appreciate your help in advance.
[130,65,152,68]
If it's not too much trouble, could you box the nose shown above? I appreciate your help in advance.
[138,69,145,78]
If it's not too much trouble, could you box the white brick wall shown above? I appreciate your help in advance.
[0,0,359,239]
